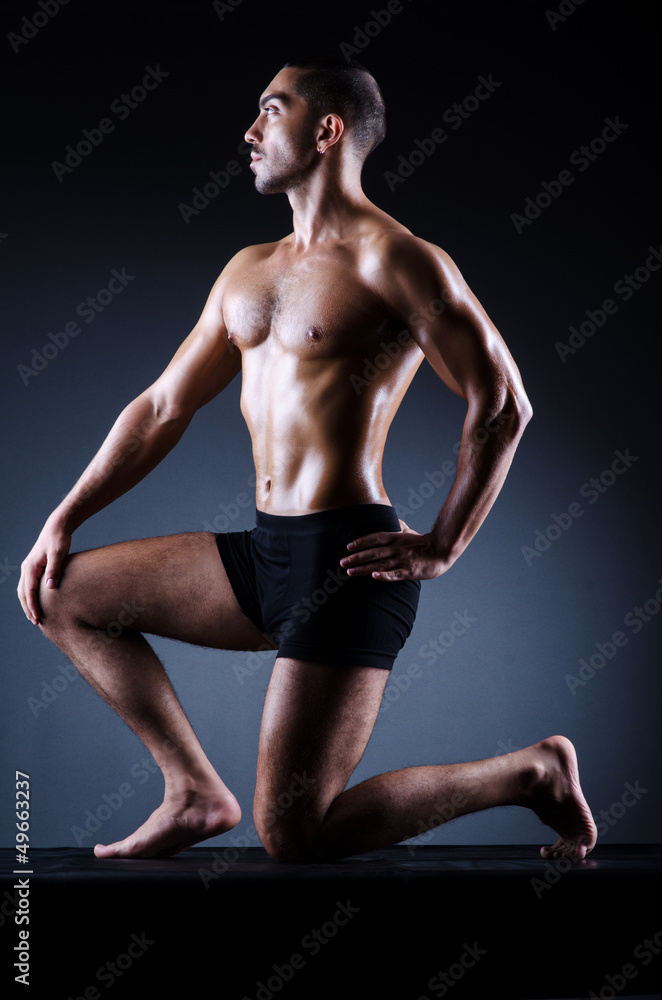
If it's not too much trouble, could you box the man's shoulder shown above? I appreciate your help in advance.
[209,238,290,299]
[225,237,290,270]
[366,225,451,273]
[361,221,460,302]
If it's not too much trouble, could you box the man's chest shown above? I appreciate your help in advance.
[222,255,398,357]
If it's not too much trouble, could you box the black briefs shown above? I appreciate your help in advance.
[214,503,421,670]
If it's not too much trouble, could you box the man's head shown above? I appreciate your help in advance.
[245,57,386,195]
[283,56,386,161]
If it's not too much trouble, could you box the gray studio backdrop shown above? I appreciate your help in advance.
[2,0,660,852]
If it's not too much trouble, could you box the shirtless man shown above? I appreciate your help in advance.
[18,57,597,862]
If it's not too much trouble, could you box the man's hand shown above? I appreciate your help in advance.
[339,520,449,582]
[18,519,72,625]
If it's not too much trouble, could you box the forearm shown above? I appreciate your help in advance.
[50,393,192,532]
[430,392,532,565]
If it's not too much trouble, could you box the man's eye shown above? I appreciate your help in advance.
[266,107,276,115]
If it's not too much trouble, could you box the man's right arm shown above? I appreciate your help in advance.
[18,267,241,624]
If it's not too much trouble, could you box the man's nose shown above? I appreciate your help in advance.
[244,118,261,145]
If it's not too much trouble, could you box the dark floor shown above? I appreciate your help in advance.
[1,845,661,997]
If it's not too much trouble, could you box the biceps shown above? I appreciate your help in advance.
[149,323,241,416]
[149,265,245,414]
[411,291,514,405]
[387,245,513,402]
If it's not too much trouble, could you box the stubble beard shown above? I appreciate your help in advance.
[253,129,315,195]
[254,162,310,195]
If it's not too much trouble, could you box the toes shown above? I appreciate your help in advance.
[541,839,585,861]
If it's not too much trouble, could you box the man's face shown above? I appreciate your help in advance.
[244,68,318,194]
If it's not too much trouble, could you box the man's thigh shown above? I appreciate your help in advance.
[41,531,277,652]
[254,656,389,842]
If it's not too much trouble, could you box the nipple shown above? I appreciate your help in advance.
[306,326,322,342]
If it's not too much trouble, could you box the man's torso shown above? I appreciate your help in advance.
[221,225,425,515]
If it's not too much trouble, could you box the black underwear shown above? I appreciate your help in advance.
[214,503,421,670]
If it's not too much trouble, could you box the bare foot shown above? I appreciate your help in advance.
[94,780,241,859]
[522,735,597,861]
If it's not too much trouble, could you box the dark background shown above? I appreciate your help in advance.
[2,0,661,859]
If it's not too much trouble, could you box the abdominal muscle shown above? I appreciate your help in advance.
[241,343,420,516]
[253,445,391,516]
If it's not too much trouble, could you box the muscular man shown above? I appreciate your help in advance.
[18,56,597,862]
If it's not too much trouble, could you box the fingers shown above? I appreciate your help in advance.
[344,530,392,554]
[19,546,63,625]
[18,562,43,625]
[340,528,442,582]
[44,547,64,590]
[340,531,404,578]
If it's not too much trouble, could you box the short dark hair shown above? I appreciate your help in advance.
[282,55,386,161]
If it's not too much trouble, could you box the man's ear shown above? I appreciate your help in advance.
[316,113,344,153]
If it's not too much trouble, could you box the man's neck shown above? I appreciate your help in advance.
[286,168,371,250]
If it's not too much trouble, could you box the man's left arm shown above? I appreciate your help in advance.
[341,235,533,582]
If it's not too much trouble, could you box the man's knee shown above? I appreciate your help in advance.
[256,821,327,863]
[37,553,86,635]
[254,797,328,863]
